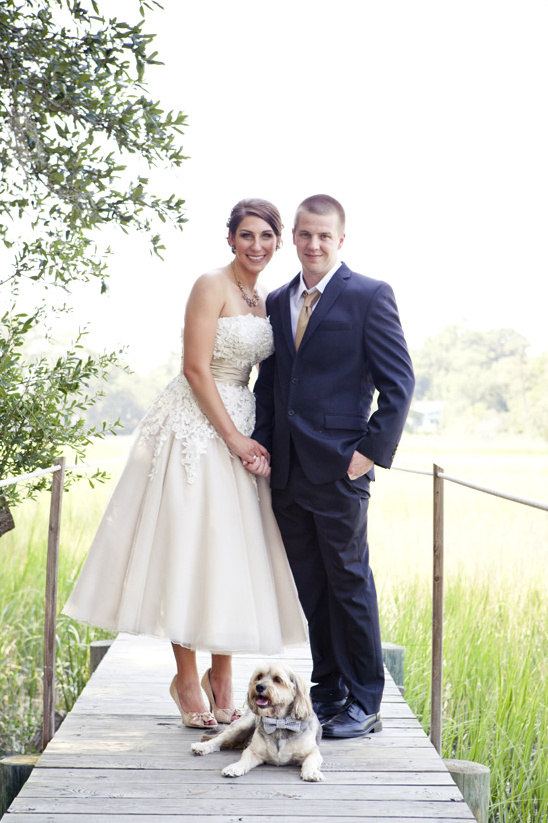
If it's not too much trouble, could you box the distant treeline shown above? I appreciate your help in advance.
[409,325,548,440]
[86,326,548,441]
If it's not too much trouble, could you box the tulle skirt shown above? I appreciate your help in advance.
[63,430,307,654]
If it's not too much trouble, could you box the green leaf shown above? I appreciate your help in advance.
[0,0,187,509]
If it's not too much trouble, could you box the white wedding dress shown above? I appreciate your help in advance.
[63,315,307,654]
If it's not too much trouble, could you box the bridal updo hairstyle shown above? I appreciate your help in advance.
[227,198,283,246]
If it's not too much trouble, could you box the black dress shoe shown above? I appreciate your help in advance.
[311,697,349,725]
[321,700,382,738]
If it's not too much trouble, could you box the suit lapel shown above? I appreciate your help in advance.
[278,273,300,355]
[297,264,351,353]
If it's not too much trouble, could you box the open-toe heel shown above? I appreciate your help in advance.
[201,669,243,724]
[169,676,217,729]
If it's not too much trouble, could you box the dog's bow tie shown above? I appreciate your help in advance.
[263,717,302,734]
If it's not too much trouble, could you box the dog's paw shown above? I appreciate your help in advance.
[191,742,209,756]
[301,767,324,782]
[222,761,246,778]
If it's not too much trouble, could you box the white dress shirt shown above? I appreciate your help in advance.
[290,262,342,341]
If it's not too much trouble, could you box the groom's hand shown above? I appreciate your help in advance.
[347,451,374,480]
[242,454,271,477]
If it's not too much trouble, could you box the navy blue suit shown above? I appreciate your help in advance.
[253,262,415,713]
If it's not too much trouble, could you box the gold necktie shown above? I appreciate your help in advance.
[295,289,321,350]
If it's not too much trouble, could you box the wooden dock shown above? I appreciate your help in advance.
[4,634,475,822]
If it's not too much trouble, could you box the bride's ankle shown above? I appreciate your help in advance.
[175,677,207,713]
[209,673,233,708]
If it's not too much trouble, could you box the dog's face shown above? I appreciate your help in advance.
[247,664,313,721]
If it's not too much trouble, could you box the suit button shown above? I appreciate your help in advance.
[291,377,299,384]
[288,410,295,416]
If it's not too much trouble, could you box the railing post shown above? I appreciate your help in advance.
[42,456,66,751]
[431,463,444,754]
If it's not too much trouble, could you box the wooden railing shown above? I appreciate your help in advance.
[392,462,548,754]
[0,456,123,749]
[2,455,547,753]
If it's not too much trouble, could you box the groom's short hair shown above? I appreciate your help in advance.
[294,195,346,233]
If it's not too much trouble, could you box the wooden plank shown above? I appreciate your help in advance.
[4,634,475,822]
[1,816,481,823]
[18,767,458,789]
[68,697,417,720]
[43,724,432,747]
[12,780,465,802]
[9,796,475,817]
[53,714,426,735]
[30,753,452,772]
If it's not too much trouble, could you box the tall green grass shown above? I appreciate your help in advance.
[1,433,547,822]
[371,434,548,823]
[0,439,125,754]
[379,578,548,822]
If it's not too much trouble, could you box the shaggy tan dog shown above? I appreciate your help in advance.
[191,664,324,782]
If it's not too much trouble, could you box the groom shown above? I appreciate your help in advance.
[251,194,415,738]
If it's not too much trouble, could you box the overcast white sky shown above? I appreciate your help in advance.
[71,0,548,371]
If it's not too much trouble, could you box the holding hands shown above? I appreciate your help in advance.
[243,452,271,477]
[225,431,271,477]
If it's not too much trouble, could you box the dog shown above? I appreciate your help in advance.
[191,663,324,782]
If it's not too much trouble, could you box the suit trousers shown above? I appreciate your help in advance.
[271,447,384,715]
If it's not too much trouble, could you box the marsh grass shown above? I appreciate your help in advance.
[0,441,123,754]
[379,577,548,822]
[372,434,548,822]
[1,433,547,821]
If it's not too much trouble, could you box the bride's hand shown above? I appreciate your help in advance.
[232,434,271,477]
[226,432,270,465]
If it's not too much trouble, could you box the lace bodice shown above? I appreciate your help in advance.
[138,315,273,482]
[208,314,273,375]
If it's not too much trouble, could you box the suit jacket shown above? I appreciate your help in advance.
[253,262,415,488]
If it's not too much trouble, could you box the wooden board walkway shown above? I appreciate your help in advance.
[5,634,475,822]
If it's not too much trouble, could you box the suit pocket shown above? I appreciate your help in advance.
[325,414,365,431]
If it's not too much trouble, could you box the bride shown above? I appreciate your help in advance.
[63,198,307,729]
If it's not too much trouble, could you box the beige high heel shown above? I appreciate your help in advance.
[201,668,243,724]
[169,676,217,729]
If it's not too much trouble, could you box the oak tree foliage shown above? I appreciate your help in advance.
[0,0,187,511]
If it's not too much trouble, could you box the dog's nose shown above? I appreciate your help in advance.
[256,683,266,694]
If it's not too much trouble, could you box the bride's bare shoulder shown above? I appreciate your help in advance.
[192,266,231,290]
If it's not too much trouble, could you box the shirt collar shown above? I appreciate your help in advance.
[297,260,341,295]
